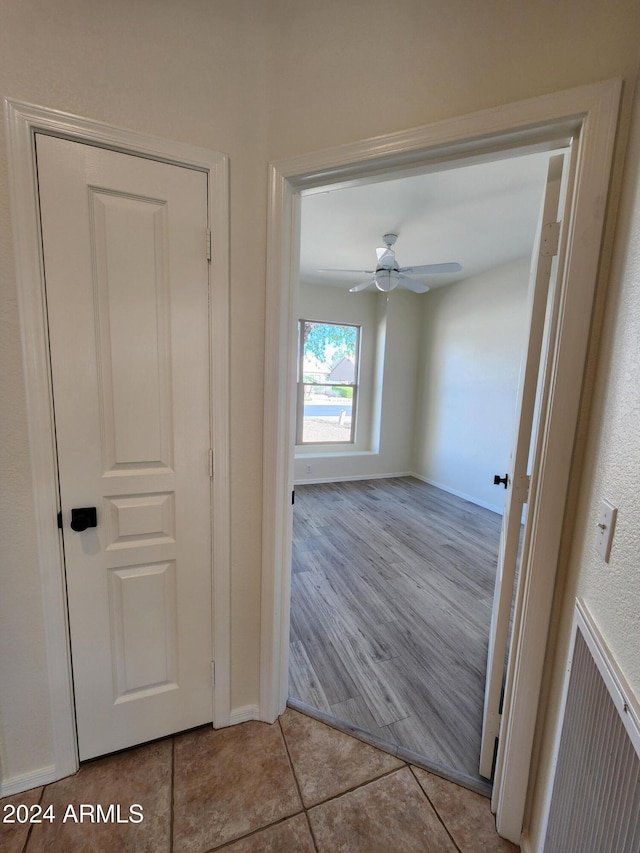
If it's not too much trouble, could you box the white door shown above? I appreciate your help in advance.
[37,133,213,760]
[479,153,566,779]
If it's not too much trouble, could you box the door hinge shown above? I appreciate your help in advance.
[209,448,214,478]
[57,511,63,529]
[206,228,212,262]
[211,661,215,685]
[512,473,531,504]
[541,220,561,257]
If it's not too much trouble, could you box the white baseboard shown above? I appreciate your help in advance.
[294,471,412,486]
[228,705,260,725]
[294,471,505,516]
[411,474,503,515]
[1,765,58,797]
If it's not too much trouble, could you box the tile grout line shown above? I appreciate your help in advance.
[204,810,307,852]
[205,716,411,852]
[281,714,418,811]
[277,717,319,852]
[277,711,468,851]
[305,763,408,812]
[21,784,46,852]
[409,765,462,853]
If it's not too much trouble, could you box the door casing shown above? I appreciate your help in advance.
[260,79,621,844]
[4,99,231,790]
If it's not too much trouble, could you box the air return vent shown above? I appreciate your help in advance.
[542,601,640,852]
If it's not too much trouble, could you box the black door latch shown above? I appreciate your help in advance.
[70,507,98,532]
[493,474,509,489]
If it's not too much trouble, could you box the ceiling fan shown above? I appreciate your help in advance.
[324,233,462,293]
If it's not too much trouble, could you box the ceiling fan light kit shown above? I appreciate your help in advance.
[374,269,400,292]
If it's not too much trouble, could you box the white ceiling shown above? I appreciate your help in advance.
[299,149,561,291]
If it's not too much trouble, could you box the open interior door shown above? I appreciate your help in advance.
[479,152,567,780]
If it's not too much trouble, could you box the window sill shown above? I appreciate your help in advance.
[295,449,378,459]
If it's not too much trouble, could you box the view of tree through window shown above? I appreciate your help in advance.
[297,320,360,444]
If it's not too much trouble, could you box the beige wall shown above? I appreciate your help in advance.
[413,259,530,512]
[1,1,639,832]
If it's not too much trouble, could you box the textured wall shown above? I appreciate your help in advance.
[265,0,640,160]
[576,154,640,689]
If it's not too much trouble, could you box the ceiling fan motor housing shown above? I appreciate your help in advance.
[375,247,398,269]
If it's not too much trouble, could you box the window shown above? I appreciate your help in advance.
[296,320,360,445]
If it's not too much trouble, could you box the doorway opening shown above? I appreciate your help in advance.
[287,148,564,792]
[261,78,620,844]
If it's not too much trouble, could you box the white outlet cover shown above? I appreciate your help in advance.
[595,499,617,562]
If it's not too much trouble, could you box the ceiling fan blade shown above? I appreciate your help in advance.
[349,279,376,293]
[398,275,430,294]
[318,268,375,275]
[399,262,462,275]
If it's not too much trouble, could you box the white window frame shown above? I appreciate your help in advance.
[296,319,361,446]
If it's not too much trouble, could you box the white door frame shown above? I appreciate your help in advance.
[4,99,231,787]
[261,79,621,844]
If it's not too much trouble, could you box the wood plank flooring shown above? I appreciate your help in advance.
[289,476,503,785]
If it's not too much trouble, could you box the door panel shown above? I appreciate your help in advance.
[479,153,566,779]
[109,560,179,701]
[91,189,174,471]
[36,133,213,760]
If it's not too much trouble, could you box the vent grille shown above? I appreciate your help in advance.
[544,610,640,852]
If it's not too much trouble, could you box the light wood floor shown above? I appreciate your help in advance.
[289,476,502,787]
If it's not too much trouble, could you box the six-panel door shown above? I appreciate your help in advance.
[37,133,213,760]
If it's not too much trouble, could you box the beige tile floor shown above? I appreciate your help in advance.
[1,709,519,852]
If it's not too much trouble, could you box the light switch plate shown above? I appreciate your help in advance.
[595,499,617,562]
